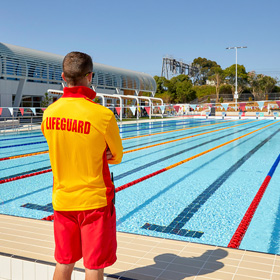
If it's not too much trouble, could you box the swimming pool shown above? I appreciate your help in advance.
[1,118,280,255]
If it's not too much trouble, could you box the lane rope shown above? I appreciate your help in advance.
[0,151,49,161]
[227,153,280,249]
[122,120,236,140]
[42,121,280,221]
[0,120,237,161]
[0,121,273,185]
[116,121,280,192]
[0,141,47,149]
[0,168,52,184]
[124,120,258,154]
[0,121,236,161]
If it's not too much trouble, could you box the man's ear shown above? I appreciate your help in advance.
[61,72,67,82]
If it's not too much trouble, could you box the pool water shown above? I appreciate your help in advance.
[1,118,280,255]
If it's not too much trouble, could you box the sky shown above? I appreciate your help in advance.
[1,0,280,79]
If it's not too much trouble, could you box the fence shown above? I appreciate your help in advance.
[1,100,280,134]
[0,107,43,134]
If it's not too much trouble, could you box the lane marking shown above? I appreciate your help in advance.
[116,120,280,192]
[122,120,236,140]
[124,120,259,154]
[228,153,280,249]
[0,120,245,161]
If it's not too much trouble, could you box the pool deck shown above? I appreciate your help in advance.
[1,117,280,279]
[1,214,280,280]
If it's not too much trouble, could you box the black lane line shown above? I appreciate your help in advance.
[0,147,48,159]
[117,122,262,165]
[0,185,52,205]
[118,130,224,166]
[123,120,255,150]
[116,132,262,227]
[119,118,207,129]
[0,135,44,142]
[0,141,47,149]
[21,202,53,213]
[0,159,50,172]
[0,148,48,157]
[119,119,213,134]
[115,121,268,181]
[141,128,280,239]
[0,166,51,181]
[121,119,239,139]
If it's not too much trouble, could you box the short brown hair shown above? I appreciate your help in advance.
[62,51,93,86]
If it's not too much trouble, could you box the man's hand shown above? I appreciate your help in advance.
[106,148,113,160]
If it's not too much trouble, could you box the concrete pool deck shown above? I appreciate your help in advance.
[1,214,280,280]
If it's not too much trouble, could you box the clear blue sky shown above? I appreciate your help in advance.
[2,0,280,79]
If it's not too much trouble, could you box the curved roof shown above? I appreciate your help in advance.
[0,43,156,93]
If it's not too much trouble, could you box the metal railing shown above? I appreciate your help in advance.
[0,107,43,134]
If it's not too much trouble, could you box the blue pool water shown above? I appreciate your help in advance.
[1,118,280,255]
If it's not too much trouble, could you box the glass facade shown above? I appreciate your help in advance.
[0,43,156,94]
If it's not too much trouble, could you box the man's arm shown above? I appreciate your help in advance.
[105,116,123,164]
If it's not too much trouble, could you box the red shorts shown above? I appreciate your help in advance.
[53,203,117,269]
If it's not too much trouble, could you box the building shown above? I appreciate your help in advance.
[0,43,157,112]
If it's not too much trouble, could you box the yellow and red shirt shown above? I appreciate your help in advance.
[41,86,123,211]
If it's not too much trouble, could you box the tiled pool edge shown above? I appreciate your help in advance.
[0,252,123,280]
[2,215,280,279]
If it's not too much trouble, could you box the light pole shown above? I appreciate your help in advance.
[226,46,247,110]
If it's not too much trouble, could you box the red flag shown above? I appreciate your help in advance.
[173,105,180,112]
[41,108,46,111]
[276,101,280,108]
[144,107,150,115]
[19,108,24,116]
[115,107,121,116]
[0,108,2,116]
[239,102,246,111]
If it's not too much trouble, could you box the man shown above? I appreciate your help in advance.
[41,52,123,280]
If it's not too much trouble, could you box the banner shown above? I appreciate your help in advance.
[19,108,24,116]
[115,107,121,116]
[0,108,2,116]
[130,106,136,115]
[30,108,36,115]
[190,104,197,111]
[144,106,150,115]
[8,108,13,116]
[173,105,180,112]
[257,101,264,110]
[221,103,229,111]
[160,105,165,114]
[239,102,246,112]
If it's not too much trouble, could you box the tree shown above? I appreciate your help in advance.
[154,75,196,103]
[154,76,168,95]
[259,75,277,94]
[191,57,220,85]
[247,71,259,98]
[223,64,248,97]
[167,75,196,103]
[41,92,53,107]
[208,66,224,102]
[248,71,278,100]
